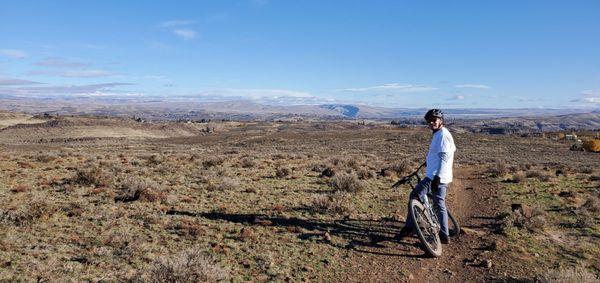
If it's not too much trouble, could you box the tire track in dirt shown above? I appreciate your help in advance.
[328,167,504,282]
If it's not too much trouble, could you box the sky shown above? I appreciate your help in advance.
[1,0,599,108]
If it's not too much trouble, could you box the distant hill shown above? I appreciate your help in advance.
[0,96,598,131]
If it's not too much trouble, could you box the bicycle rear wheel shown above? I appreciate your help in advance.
[409,199,442,257]
[448,211,460,237]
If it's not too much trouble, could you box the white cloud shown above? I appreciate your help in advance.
[0,83,134,96]
[341,83,437,93]
[454,84,491,89]
[197,88,313,100]
[0,49,27,59]
[173,29,198,40]
[160,20,196,28]
[454,95,465,100]
[581,89,600,96]
[574,89,600,105]
[0,77,42,85]
[35,57,89,68]
[143,75,166,80]
[27,69,115,78]
[63,70,114,77]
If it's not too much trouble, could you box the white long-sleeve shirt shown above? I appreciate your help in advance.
[425,127,456,183]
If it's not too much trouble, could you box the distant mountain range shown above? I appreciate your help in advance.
[0,95,598,131]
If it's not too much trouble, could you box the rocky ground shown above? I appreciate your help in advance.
[0,115,598,281]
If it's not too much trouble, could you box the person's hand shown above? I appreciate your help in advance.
[432,175,441,190]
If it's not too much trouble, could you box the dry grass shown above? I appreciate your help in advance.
[0,119,598,281]
[539,266,598,283]
[309,193,349,215]
[330,172,365,193]
[135,248,230,282]
[114,176,166,203]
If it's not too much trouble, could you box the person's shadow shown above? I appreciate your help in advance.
[167,208,426,258]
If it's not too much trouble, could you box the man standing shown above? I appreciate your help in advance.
[397,109,456,244]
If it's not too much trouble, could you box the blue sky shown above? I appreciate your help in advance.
[1,0,599,108]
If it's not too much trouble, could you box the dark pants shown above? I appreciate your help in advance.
[404,177,449,236]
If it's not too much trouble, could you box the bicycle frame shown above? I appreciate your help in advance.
[392,163,441,233]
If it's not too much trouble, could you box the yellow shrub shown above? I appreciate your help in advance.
[582,139,600,152]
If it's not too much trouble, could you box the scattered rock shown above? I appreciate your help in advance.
[240,227,254,239]
[443,269,455,276]
[461,227,486,236]
[483,259,493,268]
[511,203,533,218]
[321,168,335,177]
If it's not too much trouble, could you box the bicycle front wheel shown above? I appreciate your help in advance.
[409,199,442,257]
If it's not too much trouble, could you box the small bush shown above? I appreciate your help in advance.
[357,168,375,179]
[526,170,552,182]
[240,157,257,168]
[487,163,508,177]
[539,266,598,283]
[147,154,163,166]
[73,166,111,187]
[345,157,361,170]
[275,167,292,178]
[579,166,594,174]
[580,197,600,213]
[331,172,364,193]
[206,178,239,191]
[10,184,29,193]
[136,248,230,283]
[202,157,224,168]
[167,219,205,239]
[36,154,57,163]
[526,209,548,232]
[511,172,526,183]
[115,176,165,203]
[321,167,336,178]
[502,205,548,233]
[0,198,56,226]
[310,193,348,214]
[310,163,327,173]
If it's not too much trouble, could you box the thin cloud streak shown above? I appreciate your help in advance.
[454,84,491,89]
[35,57,89,68]
[197,88,313,99]
[0,49,27,59]
[341,83,437,93]
[0,77,43,86]
[173,29,198,40]
[160,20,196,28]
[0,82,134,96]
[26,69,115,78]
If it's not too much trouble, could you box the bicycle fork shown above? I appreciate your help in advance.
[420,194,441,233]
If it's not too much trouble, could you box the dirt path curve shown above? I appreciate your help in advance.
[328,167,505,282]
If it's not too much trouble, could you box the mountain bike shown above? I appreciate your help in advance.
[392,163,460,257]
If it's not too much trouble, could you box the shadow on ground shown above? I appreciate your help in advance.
[167,209,424,257]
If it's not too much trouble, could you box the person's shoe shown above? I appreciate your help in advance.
[395,226,414,240]
[439,233,450,244]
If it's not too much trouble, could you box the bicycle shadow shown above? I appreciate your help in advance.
[166,209,425,258]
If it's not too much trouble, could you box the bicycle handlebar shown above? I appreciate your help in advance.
[391,162,426,189]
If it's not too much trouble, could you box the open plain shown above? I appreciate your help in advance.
[0,113,598,282]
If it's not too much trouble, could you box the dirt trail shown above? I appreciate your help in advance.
[329,167,505,282]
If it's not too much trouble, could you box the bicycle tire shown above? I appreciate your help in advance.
[448,211,460,237]
[408,199,442,257]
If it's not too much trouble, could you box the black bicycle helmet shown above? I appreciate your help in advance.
[424,109,444,121]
